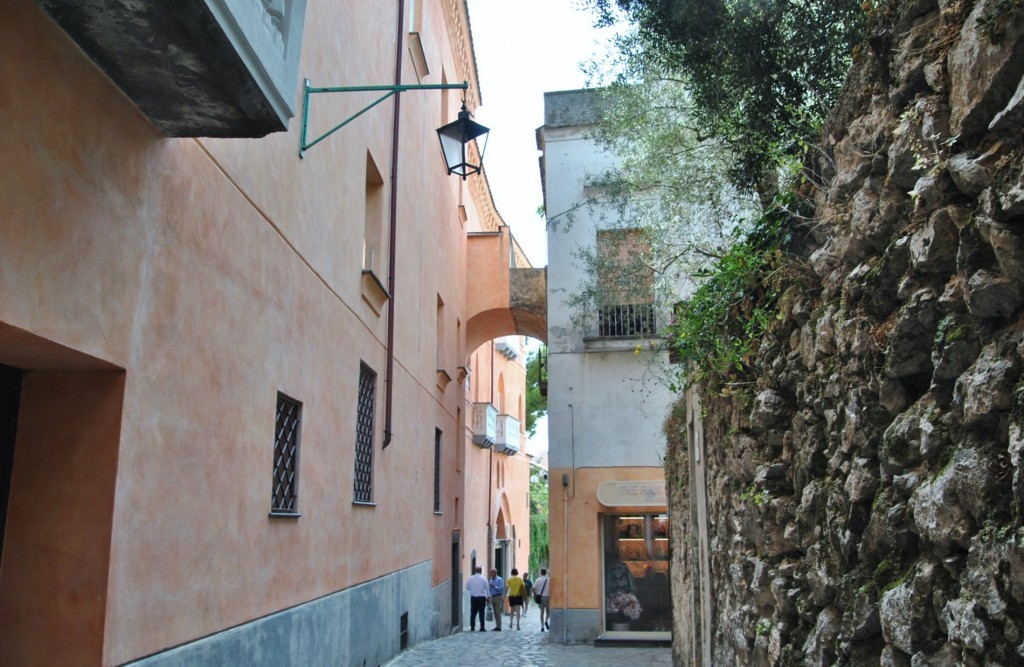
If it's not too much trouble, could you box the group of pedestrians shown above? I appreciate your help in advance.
[465,567,552,632]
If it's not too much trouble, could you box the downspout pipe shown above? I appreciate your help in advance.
[487,445,493,573]
[562,475,569,643]
[563,401,575,642]
[383,0,405,447]
[486,341,495,572]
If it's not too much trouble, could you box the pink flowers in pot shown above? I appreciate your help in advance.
[606,592,642,620]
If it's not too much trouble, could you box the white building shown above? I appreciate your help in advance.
[538,89,676,643]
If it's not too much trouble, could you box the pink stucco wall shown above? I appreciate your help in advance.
[0,0,530,662]
[461,338,532,580]
[0,371,124,666]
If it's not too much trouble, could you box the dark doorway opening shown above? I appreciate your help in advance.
[494,543,507,581]
[451,530,461,631]
[0,363,22,565]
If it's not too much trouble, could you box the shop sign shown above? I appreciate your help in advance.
[597,480,666,507]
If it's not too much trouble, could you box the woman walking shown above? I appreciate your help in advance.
[506,568,526,630]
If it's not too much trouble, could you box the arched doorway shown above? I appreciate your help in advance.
[494,506,510,581]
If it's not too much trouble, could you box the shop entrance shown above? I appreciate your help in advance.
[601,513,672,638]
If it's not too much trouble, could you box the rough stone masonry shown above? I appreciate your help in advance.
[667,1,1024,665]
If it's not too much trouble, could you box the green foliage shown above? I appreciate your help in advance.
[663,200,797,388]
[979,519,1014,544]
[525,348,548,438]
[740,484,771,506]
[585,0,865,198]
[529,473,550,574]
[561,73,760,342]
[934,313,974,347]
[977,0,1024,41]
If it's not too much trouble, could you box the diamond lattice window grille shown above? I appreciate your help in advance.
[272,392,302,513]
[354,363,376,503]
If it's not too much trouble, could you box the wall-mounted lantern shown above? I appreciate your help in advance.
[436,102,489,180]
[299,80,487,180]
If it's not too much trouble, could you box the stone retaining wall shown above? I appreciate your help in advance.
[670,1,1024,664]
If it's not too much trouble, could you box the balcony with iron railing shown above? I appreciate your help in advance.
[598,303,656,338]
[584,303,659,352]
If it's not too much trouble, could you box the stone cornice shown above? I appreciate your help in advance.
[469,145,505,236]
[438,1,510,242]
[441,0,481,109]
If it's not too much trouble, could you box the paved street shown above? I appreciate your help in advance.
[385,605,673,667]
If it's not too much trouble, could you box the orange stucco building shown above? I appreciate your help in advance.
[462,335,533,583]
[0,0,543,664]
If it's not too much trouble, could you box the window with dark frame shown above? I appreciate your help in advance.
[433,428,442,513]
[272,392,302,515]
[354,362,376,503]
[596,228,656,337]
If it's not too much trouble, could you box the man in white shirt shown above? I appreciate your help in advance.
[465,566,489,632]
[533,568,551,631]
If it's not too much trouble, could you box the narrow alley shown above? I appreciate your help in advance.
[385,605,672,667]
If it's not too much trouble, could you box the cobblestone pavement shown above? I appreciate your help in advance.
[384,605,673,667]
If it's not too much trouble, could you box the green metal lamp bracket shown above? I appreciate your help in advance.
[299,79,469,158]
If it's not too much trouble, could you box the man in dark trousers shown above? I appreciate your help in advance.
[465,566,489,632]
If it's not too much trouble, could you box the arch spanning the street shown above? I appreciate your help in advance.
[465,228,546,352]
[465,306,545,354]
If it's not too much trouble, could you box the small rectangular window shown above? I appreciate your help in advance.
[596,228,656,337]
[436,295,445,371]
[354,363,376,504]
[364,153,385,275]
[433,428,442,513]
[272,392,302,516]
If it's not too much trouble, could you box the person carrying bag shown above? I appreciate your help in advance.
[533,569,551,631]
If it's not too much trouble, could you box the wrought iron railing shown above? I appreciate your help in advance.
[597,303,656,338]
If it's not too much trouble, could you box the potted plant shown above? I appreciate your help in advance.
[606,591,642,631]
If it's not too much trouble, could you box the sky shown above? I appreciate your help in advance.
[464,1,618,459]
[465,0,619,268]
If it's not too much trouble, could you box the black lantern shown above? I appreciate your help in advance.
[436,102,489,180]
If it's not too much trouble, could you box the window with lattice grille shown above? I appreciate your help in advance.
[433,428,442,513]
[272,392,302,515]
[354,363,376,503]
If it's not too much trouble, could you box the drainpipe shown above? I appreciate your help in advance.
[562,473,569,644]
[563,401,575,642]
[487,445,493,573]
[486,341,495,572]
[383,0,406,447]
